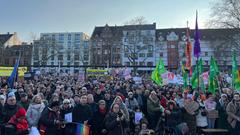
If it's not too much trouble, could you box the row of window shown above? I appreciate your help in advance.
[124,62,153,66]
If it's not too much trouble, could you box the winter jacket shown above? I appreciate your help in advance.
[147,97,164,116]
[26,103,45,127]
[39,107,61,135]
[92,108,108,135]
[60,106,73,120]
[8,115,29,134]
[226,101,240,128]
[72,103,92,123]
[18,100,30,110]
[2,104,20,123]
[165,108,182,127]
[125,98,139,112]
[196,109,208,127]
[105,112,127,135]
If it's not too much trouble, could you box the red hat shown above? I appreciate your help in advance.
[15,108,26,118]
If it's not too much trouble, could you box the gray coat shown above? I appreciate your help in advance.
[26,103,45,127]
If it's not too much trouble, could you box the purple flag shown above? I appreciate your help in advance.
[194,11,201,58]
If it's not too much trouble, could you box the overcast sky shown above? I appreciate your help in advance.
[0,0,216,42]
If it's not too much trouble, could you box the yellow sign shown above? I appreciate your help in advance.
[87,69,107,76]
[0,67,27,76]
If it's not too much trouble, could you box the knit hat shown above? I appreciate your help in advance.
[15,108,27,118]
[221,94,227,98]
[7,92,16,99]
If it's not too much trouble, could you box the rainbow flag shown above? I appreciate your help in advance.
[76,123,90,135]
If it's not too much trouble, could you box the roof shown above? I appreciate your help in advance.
[156,28,240,41]
[91,23,156,39]
[0,34,13,45]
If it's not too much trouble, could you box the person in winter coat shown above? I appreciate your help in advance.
[2,92,21,123]
[39,101,63,135]
[104,91,113,111]
[7,108,29,135]
[196,103,208,135]
[204,93,217,128]
[226,92,240,135]
[26,95,45,127]
[105,103,127,135]
[110,96,130,122]
[216,94,229,129]
[60,99,74,135]
[125,91,139,113]
[147,91,164,129]
[92,100,108,135]
[72,95,92,124]
[87,94,98,114]
[18,93,30,110]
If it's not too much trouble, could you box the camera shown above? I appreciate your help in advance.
[118,111,123,117]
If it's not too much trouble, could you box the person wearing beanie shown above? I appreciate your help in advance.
[1,92,21,124]
[7,107,29,135]
[60,99,74,135]
[92,100,108,135]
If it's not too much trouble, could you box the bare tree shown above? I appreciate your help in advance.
[123,16,154,75]
[207,0,240,69]
[124,16,148,25]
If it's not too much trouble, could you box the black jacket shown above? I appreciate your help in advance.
[105,112,127,135]
[92,109,107,135]
[2,104,20,123]
[60,106,73,120]
[39,107,61,135]
[72,104,92,123]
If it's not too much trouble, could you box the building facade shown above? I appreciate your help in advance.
[31,32,90,73]
[90,24,240,72]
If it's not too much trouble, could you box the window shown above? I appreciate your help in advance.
[51,56,54,60]
[139,53,145,57]
[139,62,145,66]
[205,52,208,56]
[58,55,63,60]
[160,52,163,57]
[67,55,71,60]
[125,62,130,66]
[34,62,39,65]
[51,62,54,65]
[147,53,153,57]
[148,45,153,52]
[124,53,129,57]
[59,34,64,41]
[124,46,129,52]
[74,62,79,66]
[24,59,28,65]
[5,59,9,65]
[67,62,71,66]
[74,54,79,60]
[147,62,153,66]
[68,34,71,40]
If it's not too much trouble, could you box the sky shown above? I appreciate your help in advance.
[0,0,216,42]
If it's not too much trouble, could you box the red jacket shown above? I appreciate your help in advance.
[8,115,29,133]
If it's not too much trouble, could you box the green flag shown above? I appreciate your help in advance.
[232,50,240,90]
[181,62,188,89]
[191,58,203,89]
[151,59,166,86]
[208,57,219,94]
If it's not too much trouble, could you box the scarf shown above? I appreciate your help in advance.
[99,108,106,114]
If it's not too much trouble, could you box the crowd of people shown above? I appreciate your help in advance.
[0,72,239,135]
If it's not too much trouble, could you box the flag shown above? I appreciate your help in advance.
[191,58,203,89]
[208,57,219,94]
[76,123,90,135]
[7,58,20,89]
[182,62,188,89]
[185,27,192,70]
[194,11,201,58]
[151,59,166,86]
[232,50,240,90]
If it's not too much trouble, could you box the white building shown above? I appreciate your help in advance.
[32,32,90,73]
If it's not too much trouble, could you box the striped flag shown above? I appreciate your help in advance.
[76,123,90,135]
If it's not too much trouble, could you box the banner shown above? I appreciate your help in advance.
[0,67,27,76]
[86,69,107,77]
[161,72,183,85]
